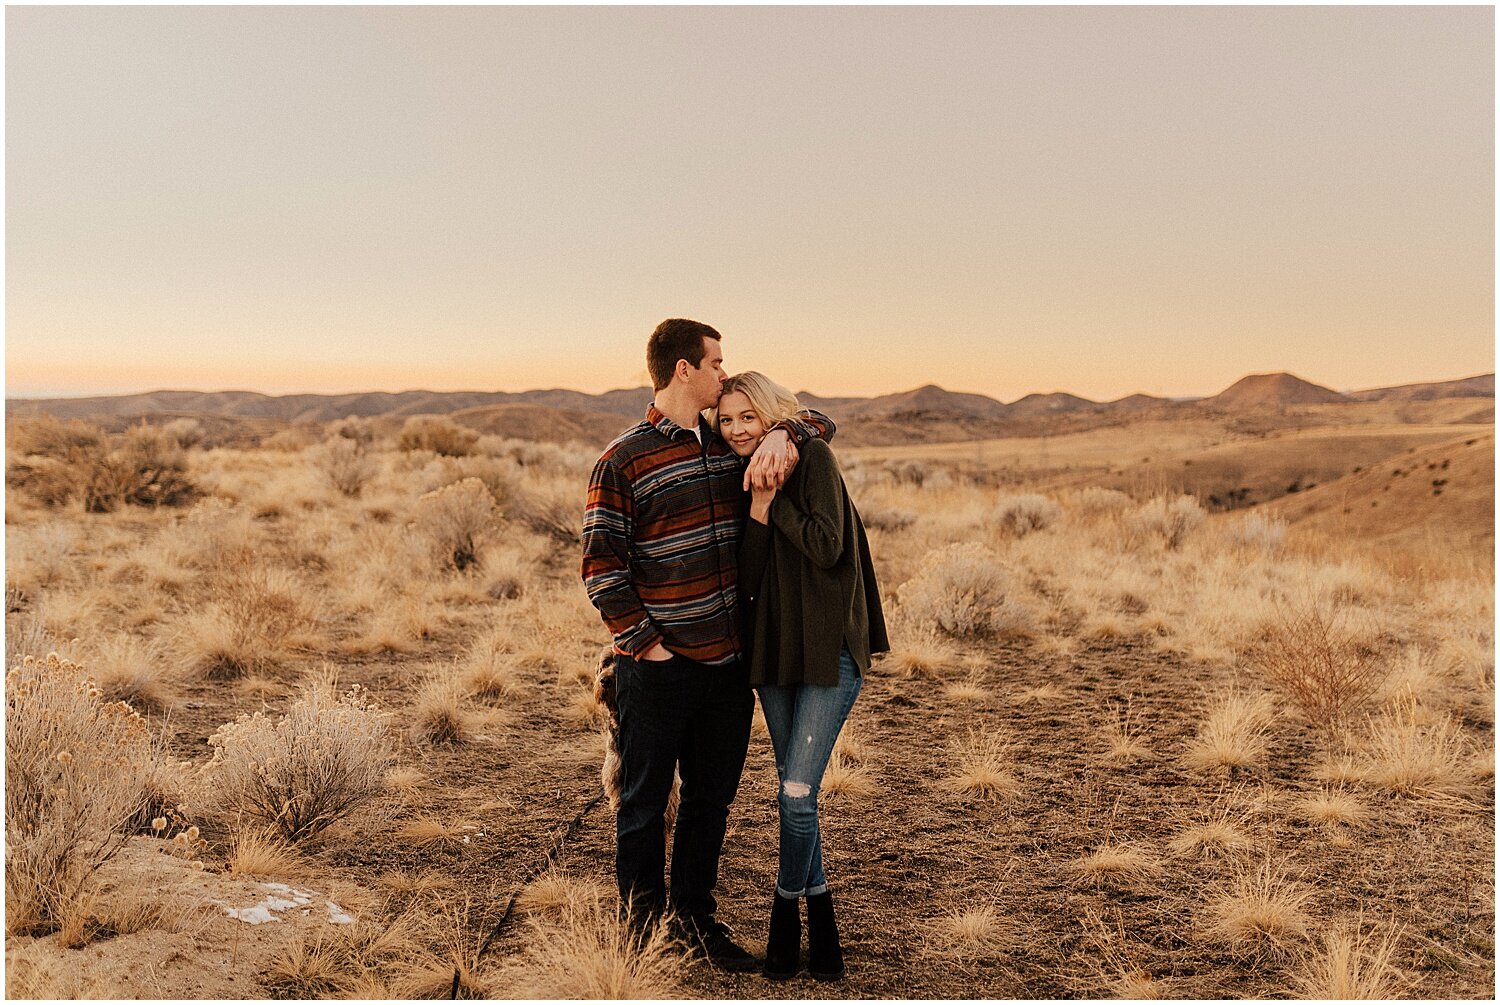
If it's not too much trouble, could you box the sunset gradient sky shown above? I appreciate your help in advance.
[6,6,1494,401]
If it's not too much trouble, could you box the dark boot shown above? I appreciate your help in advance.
[806,889,844,981]
[762,893,801,980]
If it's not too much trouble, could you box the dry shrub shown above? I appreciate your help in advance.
[398,415,478,457]
[859,500,917,532]
[203,680,391,841]
[162,417,205,449]
[1126,495,1205,550]
[900,543,1033,640]
[942,727,1022,800]
[176,567,323,679]
[1183,687,1276,773]
[1069,486,1133,518]
[8,422,195,512]
[8,414,105,458]
[1204,856,1314,952]
[309,436,377,497]
[5,653,155,934]
[1288,919,1409,999]
[84,422,197,512]
[326,415,376,446]
[414,477,497,572]
[1225,511,1287,552]
[993,493,1061,537]
[498,899,686,999]
[507,473,584,544]
[1248,604,1389,737]
[261,425,320,452]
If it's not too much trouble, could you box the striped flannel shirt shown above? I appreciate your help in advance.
[582,404,835,666]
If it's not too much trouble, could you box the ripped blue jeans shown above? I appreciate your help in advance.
[756,648,863,898]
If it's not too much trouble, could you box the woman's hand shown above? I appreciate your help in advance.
[750,484,776,524]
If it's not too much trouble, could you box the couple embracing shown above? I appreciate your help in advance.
[581,318,888,981]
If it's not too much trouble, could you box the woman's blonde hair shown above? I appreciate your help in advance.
[710,371,801,430]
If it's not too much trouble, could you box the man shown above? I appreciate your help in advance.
[581,318,834,970]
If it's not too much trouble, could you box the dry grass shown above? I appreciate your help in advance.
[497,900,686,999]
[832,725,868,763]
[174,568,323,679]
[1071,842,1159,884]
[1355,697,1479,800]
[1292,788,1370,830]
[1287,919,1410,999]
[226,829,304,878]
[397,816,469,847]
[1168,799,1255,858]
[266,934,350,998]
[923,902,1009,958]
[515,869,611,919]
[378,869,459,897]
[410,673,477,744]
[86,634,175,710]
[385,765,429,800]
[1014,682,1064,703]
[881,638,961,677]
[943,679,994,703]
[1204,856,1315,952]
[1182,687,1277,773]
[1100,701,1151,763]
[942,728,1022,801]
[820,751,878,798]
[1076,907,1174,999]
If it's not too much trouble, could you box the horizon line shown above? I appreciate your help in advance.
[5,369,1495,406]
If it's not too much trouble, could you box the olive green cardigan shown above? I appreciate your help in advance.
[738,438,889,687]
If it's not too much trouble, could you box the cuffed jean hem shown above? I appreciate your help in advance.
[775,881,829,899]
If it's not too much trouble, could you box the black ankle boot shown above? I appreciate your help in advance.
[805,889,844,981]
[762,893,800,980]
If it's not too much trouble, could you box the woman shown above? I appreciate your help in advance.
[713,372,889,982]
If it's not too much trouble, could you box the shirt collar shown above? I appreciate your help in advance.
[646,403,705,442]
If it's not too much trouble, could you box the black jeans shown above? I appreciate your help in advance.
[613,651,754,928]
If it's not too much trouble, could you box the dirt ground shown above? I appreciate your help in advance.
[12,619,1490,999]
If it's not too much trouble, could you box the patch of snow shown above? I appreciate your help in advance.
[224,903,280,925]
[327,902,353,925]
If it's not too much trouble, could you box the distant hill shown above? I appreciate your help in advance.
[1201,372,1349,409]
[1264,430,1494,557]
[1006,392,1100,418]
[1346,373,1495,402]
[7,371,1492,449]
[839,384,1013,421]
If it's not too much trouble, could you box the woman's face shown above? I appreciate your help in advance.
[717,390,766,457]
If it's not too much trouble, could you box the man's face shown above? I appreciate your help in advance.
[681,336,727,410]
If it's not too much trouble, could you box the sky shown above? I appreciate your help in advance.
[5,6,1494,402]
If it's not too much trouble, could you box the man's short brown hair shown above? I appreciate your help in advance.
[647,318,721,391]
